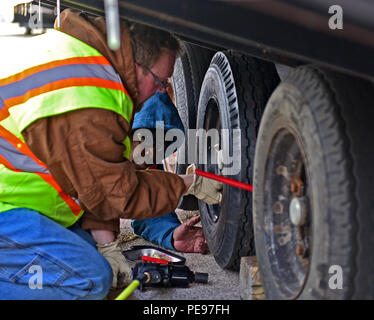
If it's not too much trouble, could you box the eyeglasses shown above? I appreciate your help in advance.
[138,63,169,90]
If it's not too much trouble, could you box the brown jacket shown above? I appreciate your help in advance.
[22,10,186,233]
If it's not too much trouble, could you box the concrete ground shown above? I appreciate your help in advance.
[114,209,241,300]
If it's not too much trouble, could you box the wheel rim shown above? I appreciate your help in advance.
[201,97,222,223]
[263,127,312,299]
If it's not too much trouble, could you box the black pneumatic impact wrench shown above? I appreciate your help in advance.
[133,262,209,291]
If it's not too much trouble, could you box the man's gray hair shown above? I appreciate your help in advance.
[128,22,183,69]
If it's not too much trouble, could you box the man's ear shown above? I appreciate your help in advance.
[135,63,148,77]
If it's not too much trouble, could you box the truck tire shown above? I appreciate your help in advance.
[196,51,280,270]
[170,42,214,210]
[253,65,374,299]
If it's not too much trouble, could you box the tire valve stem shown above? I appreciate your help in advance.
[214,144,224,171]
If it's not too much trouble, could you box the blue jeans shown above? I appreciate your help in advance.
[131,212,181,250]
[0,208,112,300]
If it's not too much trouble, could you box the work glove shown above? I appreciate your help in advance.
[184,164,223,205]
[97,240,133,289]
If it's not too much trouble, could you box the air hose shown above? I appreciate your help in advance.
[115,271,148,300]
[114,279,141,300]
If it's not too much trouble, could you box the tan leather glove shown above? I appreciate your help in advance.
[97,240,133,289]
[184,164,223,205]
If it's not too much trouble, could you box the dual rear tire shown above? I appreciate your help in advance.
[172,41,374,298]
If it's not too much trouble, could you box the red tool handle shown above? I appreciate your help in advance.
[195,169,253,192]
[142,256,170,264]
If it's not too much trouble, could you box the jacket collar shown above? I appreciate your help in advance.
[57,9,139,109]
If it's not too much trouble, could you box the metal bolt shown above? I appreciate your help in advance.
[295,243,305,256]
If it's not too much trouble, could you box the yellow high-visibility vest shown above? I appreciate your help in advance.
[0,29,134,227]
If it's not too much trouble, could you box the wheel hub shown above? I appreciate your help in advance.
[262,128,311,299]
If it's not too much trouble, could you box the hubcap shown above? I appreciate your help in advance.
[290,196,307,227]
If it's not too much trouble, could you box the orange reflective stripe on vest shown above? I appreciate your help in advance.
[0,56,132,122]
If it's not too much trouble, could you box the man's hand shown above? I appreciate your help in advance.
[172,215,208,254]
[97,240,133,288]
[91,229,132,289]
[183,164,223,205]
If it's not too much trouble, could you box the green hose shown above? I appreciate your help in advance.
[115,280,140,300]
